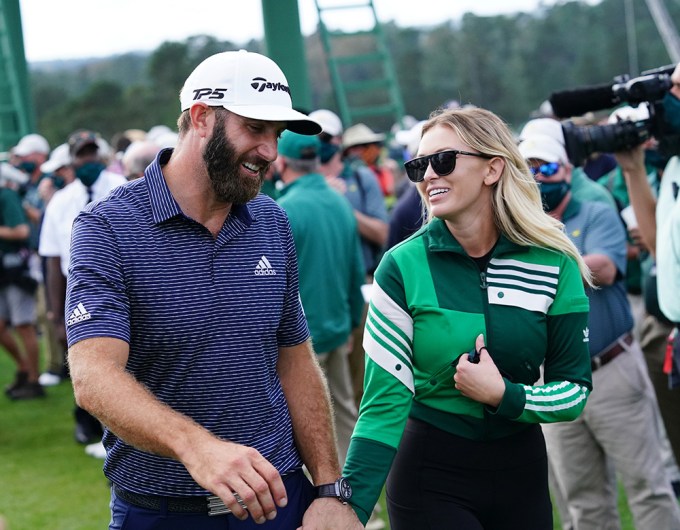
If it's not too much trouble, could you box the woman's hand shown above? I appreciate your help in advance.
[453,334,506,407]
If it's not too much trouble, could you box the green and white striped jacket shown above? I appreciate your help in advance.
[343,217,592,524]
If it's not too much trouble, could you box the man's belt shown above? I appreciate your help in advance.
[112,485,234,516]
[591,332,633,372]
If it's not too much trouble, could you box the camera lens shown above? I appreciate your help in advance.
[562,120,651,166]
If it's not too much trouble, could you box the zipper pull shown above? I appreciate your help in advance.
[480,271,488,289]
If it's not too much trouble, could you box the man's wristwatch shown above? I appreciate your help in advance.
[315,477,353,504]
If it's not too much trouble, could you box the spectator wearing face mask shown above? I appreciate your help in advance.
[39,130,127,448]
[519,132,680,530]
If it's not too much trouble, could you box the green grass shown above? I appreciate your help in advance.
[1,346,639,530]
[0,355,110,529]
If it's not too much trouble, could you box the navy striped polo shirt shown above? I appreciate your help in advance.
[66,149,310,496]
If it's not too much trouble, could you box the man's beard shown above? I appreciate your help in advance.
[203,115,267,204]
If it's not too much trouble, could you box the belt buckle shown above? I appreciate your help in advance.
[207,495,231,516]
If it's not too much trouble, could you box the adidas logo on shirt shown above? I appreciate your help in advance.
[67,303,92,326]
[254,255,276,276]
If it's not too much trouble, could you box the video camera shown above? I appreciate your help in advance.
[548,64,677,166]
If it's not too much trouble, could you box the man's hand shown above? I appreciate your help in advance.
[297,498,363,529]
[182,437,287,524]
[613,143,645,174]
[454,334,505,407]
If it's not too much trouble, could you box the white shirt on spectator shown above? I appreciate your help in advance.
[39,170,127,276]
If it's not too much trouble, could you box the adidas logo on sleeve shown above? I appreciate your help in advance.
[66,303,92,326]
[254,255,276,276]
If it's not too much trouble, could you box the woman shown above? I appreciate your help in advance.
[342,107,592,529]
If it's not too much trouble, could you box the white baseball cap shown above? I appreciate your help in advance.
[519,118,565,145]
[180,50,321,135]
[40,143,71,173]
[14,133,50,157]
[518,134,568,164]
[395,120,426,159]
[308,109,343,137]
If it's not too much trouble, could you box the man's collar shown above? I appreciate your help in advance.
[561,196,581,221]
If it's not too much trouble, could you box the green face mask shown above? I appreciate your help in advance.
[16,161,36,174]
[538,180,571,212]
[75,161,105,187]
[319,141,340,164]
[663,92,680,134]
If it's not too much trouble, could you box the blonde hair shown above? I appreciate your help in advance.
[420,107,592,286]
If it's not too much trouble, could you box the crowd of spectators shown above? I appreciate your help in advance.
[2,65,680,528]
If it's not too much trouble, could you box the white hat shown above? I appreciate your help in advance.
[40,143,71,173]
[395,120,426,159]
[147,125,173,142]
[608,104,650,124]
[96,137,112,159]
[14,134,50,157]
[519,118,565,145]
[518,134,568,164]
[308,109,343,137]
[154,131,179,149]
[179,49,321,135]
[342,123,385,149]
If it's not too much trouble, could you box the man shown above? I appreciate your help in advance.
[66,50,362,529]
[11,133,50,247]
[121,140,161,181]
[0,162,43,400]
[39,130,127,445]
[275,130,365,467]
[326,124,388,278]
[518,117,617,209]
[616,64,680,479]
[35,143,75,386]
[342,123,395,200]
[522,116,680,495]
[519,133,680,529]
[618,62,680,363]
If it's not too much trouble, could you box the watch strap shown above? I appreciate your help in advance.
[315,482,338,499]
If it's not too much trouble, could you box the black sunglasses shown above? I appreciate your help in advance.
[404,149,493,182]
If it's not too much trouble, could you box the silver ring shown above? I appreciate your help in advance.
[232,491,247,509]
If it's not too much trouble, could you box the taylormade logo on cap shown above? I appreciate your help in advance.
[179,49,322,135]
[250,78,290,94]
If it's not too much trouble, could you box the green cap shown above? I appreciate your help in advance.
[277,130,320,160]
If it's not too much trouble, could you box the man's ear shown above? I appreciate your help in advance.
[484,156,505,186]
[189,104,213,138]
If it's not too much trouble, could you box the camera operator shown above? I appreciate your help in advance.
[616,63,680,392]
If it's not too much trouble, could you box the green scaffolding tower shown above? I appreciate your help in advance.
[314,0,405,131]
[0,0,34,153]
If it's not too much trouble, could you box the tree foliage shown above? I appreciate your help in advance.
[29,0,680,146]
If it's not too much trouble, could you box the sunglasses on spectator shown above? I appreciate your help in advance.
[529,162,561,177]
[404,149,493,182]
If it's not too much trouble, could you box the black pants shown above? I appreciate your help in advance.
[386,418,552,530]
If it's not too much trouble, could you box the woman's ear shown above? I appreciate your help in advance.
[484,156,505,186]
